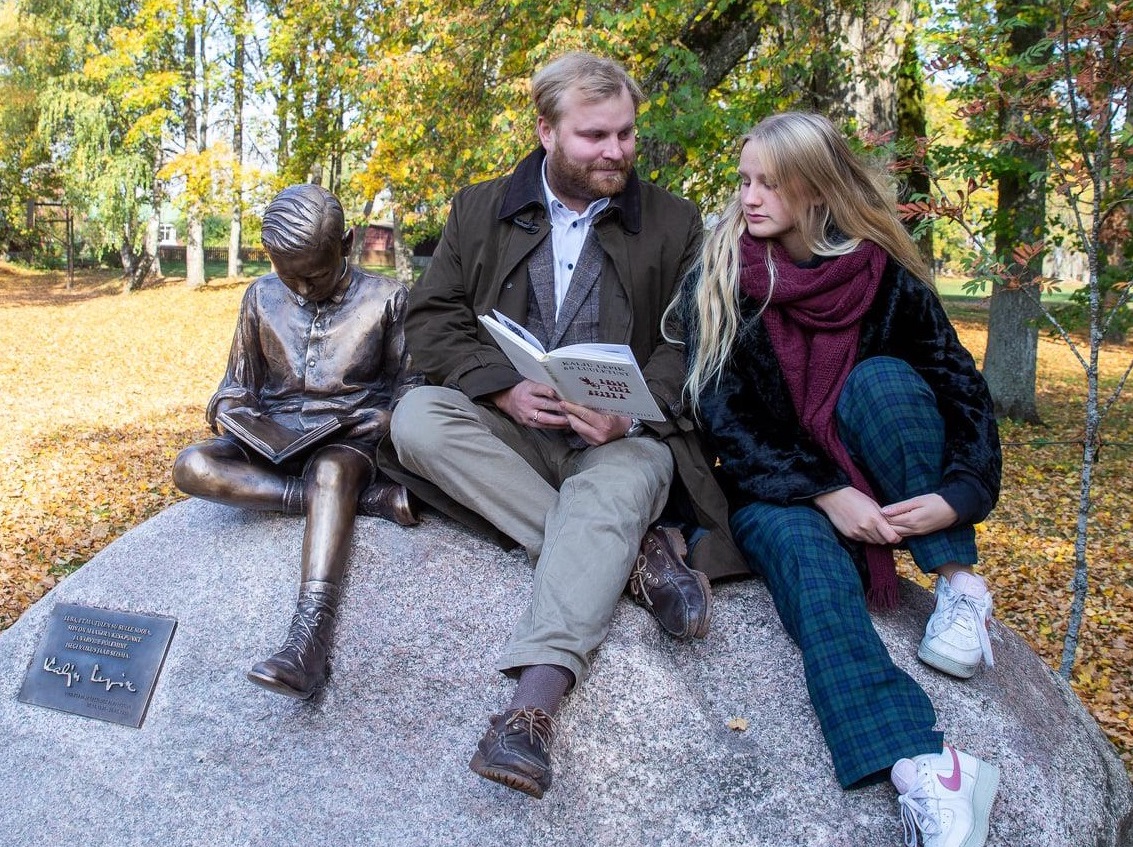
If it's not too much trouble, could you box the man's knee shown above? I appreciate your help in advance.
[391,386,461,464]
[570,438,672,514]
[630,439,674,494]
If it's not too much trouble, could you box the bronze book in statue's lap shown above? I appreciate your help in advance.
[217,409,342,464]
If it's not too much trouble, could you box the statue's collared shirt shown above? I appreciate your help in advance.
[207,266,419,445]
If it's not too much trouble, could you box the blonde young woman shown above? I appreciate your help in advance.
[677,112,1002,847]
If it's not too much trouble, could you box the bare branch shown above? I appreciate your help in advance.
[1097,356,1133,425]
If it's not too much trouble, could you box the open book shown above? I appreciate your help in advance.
[217,409,343,464]
[478,311,665,421]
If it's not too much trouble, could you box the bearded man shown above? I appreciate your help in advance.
[384,52,746,798]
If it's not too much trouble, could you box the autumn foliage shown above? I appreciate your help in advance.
[0,262,1130,775]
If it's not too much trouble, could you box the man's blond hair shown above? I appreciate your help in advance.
[531,52,643,126]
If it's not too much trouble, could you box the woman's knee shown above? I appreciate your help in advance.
[837,356,939,443]
[840,357,926,411]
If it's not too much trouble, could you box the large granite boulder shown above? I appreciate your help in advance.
[0,499,1129,847]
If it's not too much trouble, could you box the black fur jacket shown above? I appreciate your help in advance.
[689,258,1002,524]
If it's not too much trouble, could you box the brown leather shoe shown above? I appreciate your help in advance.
[469,707,556,799]
[357,480,419,526]
[629,524,713,639]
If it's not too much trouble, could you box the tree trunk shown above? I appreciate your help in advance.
[638,4,767,176]
[228,3,245,280]
[896,28,934,278]
[983,286,1042,420]
[186,216,205,287]
[120,233,139,293]
[810,0,914,133]
[121,218,155,294]
[147,166,163,280]
[391,209,413,286]
[276,55,296,179]
[987,105,1045,427]
[351,197,373,266]
[304,79,332,187]
[199,12,209,151]
[982,0,1049,423]
[329,100,344,196]
[183,3,205,289]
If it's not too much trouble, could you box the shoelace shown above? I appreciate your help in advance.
[628,527,688,604]
[897,776,943,847]
[279,604,330,657]
[505,708,557,749]
[930,586,995,668]
[628,554,656,606]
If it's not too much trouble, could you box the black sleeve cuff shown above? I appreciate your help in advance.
[938,471,994,526]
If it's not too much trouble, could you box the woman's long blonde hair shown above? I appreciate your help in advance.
[677,111,933,414]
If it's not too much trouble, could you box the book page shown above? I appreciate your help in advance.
[544,357,665,421]
[491,309,546,354]
[477,314,557,386]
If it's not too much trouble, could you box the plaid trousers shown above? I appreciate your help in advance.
[730,356,975,788]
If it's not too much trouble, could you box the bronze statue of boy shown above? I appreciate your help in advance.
[173,183,421,699]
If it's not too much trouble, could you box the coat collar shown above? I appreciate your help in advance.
[497,147,642,234]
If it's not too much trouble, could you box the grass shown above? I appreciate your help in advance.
[1,259,1130,777]
[36,258,399,288]
[158,257,274,281]
[934,273,1086,302]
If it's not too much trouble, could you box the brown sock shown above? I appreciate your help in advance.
[508,664,574,716]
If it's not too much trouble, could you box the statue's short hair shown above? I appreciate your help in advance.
[531,52,643,127]
[260,184,345,256]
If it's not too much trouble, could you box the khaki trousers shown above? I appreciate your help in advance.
[391,386,672,683]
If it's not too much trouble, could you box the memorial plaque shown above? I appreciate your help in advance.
[18,603,177,728]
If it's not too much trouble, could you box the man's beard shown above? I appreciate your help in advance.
[547,149,633,204]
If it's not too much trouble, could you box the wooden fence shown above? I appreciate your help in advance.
[157,245,271,264]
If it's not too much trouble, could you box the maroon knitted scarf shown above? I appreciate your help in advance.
[738,233,898,609]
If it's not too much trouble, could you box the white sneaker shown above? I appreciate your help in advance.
[891,745,999,847]
[918,572,994,678]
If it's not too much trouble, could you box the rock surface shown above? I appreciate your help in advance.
[0,499,1130,847]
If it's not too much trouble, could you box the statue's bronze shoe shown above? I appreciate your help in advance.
[357,480,419,526]
[247,582,338,699]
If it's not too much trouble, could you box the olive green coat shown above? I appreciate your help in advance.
[379,149,746,581]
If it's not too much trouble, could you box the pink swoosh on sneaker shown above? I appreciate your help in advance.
[938,745,962,792]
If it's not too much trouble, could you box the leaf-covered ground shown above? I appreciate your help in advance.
[1,262,1130,775]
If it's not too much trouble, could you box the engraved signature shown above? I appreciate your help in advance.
[43,656,81,687]
[90,663,138,693]
[41,657,138,693]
